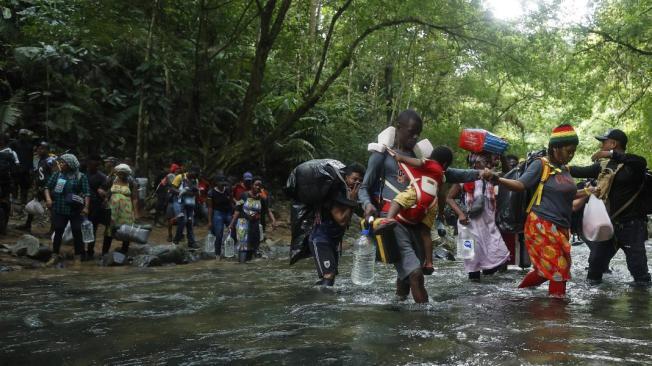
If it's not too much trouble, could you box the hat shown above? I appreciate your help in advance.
[169,163,181,174]
[58,153,80,171]
[114,163,132,175]
[549,124,579,146]
[595,128,627,147]
[18,129,33,136]
[243,172,253,181]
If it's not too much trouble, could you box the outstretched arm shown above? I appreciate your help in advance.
[445,184,468,225]
[387,147,424,167]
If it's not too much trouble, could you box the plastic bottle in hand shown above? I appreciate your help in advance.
[456,225,475,260]
[205,232,216,254]
[223,230,235,258]
[81,219,95,244]
[351,223,376,286]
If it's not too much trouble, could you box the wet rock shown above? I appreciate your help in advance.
[12,235,41,257]
[23,314,45,328]
[147,244,186,264]
[127,244,152,257]
[183,250,200,264]
[260,242,287,260]
[28,245,52,262]
[0,265,13,272]
[102,251,127,266]
[434,247,455,261]
[131,255,161,267]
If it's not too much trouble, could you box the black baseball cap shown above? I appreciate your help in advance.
[595,129,627,147]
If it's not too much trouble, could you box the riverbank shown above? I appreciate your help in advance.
[0,201,297,272]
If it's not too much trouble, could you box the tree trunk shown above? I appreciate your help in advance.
[236,0,292,140]
[135,0,159,177]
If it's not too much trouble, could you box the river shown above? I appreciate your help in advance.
[1,241,651,365]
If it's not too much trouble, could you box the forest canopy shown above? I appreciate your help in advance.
[1,0,650,181]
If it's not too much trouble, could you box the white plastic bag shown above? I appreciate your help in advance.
[25,199,45,216]
[51,222,73,245]
[582,195,614,242]
[414,139,433,159]
[377,126,396,147]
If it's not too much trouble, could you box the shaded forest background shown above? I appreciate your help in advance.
[1,0,650,184]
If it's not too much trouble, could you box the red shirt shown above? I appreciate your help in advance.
[197,179,209,204]
[233,182,249,201]
[394,159,444,225]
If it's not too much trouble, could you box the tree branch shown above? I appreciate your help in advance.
[270,0,292,40]
[268,17,492,142]
[618,80,651,118]
[586,28,652,56]
[207,0,257,63]
[309,0,352,95]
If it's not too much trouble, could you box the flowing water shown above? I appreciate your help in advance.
[1,241,651,365]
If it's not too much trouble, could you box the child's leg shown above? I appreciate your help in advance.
[420,225,434,275]
[386,201,401,219]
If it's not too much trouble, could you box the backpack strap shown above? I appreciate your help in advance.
[610,181,644,220]
[596,159,624,202]
[526,157,553,213]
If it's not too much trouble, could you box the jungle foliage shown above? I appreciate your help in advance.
[1,0,650,182]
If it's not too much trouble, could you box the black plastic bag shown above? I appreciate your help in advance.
[285,159,346,206]
[289,202,315,265]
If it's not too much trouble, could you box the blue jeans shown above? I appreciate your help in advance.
[174,203,196,244]
[211,209,232,255]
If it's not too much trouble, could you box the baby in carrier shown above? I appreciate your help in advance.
[376,146,453,274]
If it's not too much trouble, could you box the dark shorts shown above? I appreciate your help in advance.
[393,223,424,280]
[309,239,340,278]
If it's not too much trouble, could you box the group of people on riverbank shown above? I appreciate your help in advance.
[301,109,650,302]
[0,129,277,265]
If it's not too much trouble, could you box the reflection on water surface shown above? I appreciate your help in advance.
[1,243,650,365]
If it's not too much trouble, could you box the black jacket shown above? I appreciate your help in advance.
[570,151,647,222]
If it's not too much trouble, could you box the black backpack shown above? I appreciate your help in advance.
[496,148,547,234]
[643,169,652,215]
[0,151,15,186]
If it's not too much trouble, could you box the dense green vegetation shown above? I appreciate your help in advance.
[1,0,650,182]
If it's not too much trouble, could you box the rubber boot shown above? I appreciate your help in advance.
[396,278,410,301]
[518,271,548,288]
[468,271,481,281]
[548,280,566,298]
[409,270,429,303]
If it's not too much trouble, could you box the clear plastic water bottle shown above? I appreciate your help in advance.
[351,226,376,286]
[205,232,216,253]
[456,224,475,260]
[223,230,235,258]
[81,219,95,244]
